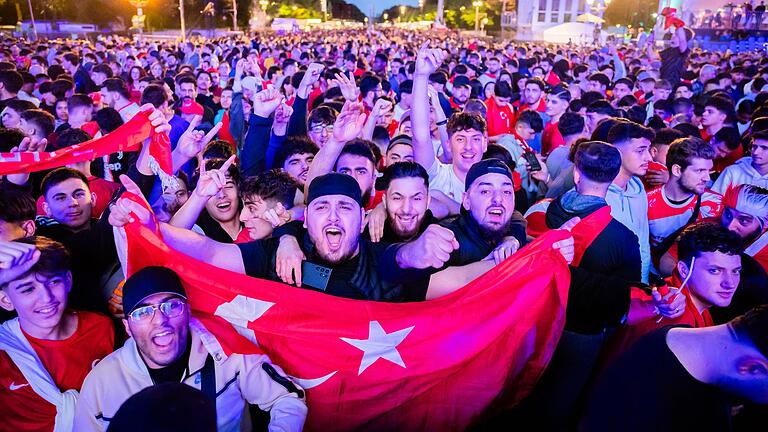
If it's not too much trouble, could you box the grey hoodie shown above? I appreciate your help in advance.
[605,176,650,283]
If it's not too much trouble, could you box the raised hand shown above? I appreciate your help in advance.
[371,97,393,121]
[262,202,292,228]
[332,101,366,143]
[0,241,41,286]
[415,42,447,77]
[11,136,47,153]
[484,236,521,265]
[108,175,152,228]
[252,88,284,118]
[334,72,360,102]
[176,115,224,160]
[275,235,306,286]
[194,154,236,198]
[272,102,294,136]
[298,62,325,98]
[366,200,387,243]
[141,104,172,135]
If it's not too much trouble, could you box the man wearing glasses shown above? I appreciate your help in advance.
[75,266,307,432]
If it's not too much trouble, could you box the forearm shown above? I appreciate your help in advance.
[426,260,495,300]
[304,138,344,195]
[169,193,208,230]
[286,96,308,137]
[159,222,245,273]
[241,114,273,177]
[411,74,437,169]
[266,132,287,170]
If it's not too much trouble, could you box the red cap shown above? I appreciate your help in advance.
[180,98,204,116]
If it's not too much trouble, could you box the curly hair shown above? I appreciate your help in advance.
[677,221,743,266]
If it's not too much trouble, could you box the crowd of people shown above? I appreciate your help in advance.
[0,23,767,431]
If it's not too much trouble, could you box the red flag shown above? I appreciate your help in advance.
[570,206,613,267]
[0,110,172,183]
[123,196,571,431]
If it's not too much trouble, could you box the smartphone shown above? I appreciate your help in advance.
[301,262,332,291]
[523,151,542,172]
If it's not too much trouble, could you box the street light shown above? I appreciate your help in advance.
[400,5,406,22]
[472,0,482,32]
[419,0,425,13]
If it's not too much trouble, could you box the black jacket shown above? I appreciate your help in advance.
[439,210,528,267]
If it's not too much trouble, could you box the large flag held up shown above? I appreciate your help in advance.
[121,192,572,431]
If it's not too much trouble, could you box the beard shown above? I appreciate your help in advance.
[478,218,513,245]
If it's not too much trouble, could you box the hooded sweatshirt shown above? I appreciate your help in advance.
[606,177,651,283]
[711,156,768,195]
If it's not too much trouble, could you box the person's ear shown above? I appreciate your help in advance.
[0,289,15,312]
[359,207,366,234]
[42,201,52,217]
[462,191,470,212]
[64,271,73,295]
[21,220,36,237]
[91,192,97,207]
[677,260,690,280]
[672,164,683,177]
[122,319,133,338]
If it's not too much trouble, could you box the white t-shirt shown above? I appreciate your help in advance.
[427,161,465,204]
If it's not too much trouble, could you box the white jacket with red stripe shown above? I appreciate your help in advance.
[73,319,307,432]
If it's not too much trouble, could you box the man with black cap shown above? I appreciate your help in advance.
[108,173,473,302]
[580,305,768,432]
[439,158,528,266]
[75,266,308,432]
[449,75,472,113]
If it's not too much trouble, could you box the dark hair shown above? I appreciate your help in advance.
[5,99,36,114]
[586,99,616,117]
[94,107,124,133]
[0,188,36,224]
[239,169,299,209]
[381,161,429,189]
[666,137,715,172]
[588,72,610,88]
[57,128,91,149]
[607,120,656,146]
[307,105,337,128]
[618,95,639,108]
[359,75,381,99]
[548,84,571,102]
[730,305,768,358]
[673,122,702,138]
[92,63,113,78]
[483,144,516,172]
[713,127,741,152]
[339,139,377,167]
[201,140,234,161]
[516,109,544,133]
[0,127,25,152]
[102,77,130,99]
[653,128,686,147]
[677,221,743,266]
[574,141,622,183]
[0,70,23,94]
[494,80,513,98]
[705,95,736,117]
[202,158,240,186]
[19,109,55,138]
[558,112,584,137]
[590,117,622,141]
[524,78,546,91]
[67,93,93,112]
[447,112,487,135]
[140,84,168,108]
[273,136,319,169]
[41,167,90,197]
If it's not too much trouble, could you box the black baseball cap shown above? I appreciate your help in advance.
[122,267,187,314]
[453,75,472,88]
[465,159,514,191]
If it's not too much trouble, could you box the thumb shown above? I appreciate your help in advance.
[119,174,143,197]
[651,288,663,303]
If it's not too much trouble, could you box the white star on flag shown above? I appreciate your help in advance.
[341,320,415,375]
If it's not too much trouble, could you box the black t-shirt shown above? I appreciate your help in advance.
[660,47,689,85]
[236,231,431,302]
[195,210,236,244]
[580,326,733,432]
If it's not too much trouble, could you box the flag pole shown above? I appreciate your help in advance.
[26,0,38,41]
[179,0,187,42]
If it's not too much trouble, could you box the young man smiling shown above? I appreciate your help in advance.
[0,237,114,432]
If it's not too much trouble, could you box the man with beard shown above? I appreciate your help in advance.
[365,162,437,243]
[449,76,471,113]
[110,172,534,302]
[719,184,768,273]
[75,266,307,432]
[439,159,527,266]
[649,137,723,273]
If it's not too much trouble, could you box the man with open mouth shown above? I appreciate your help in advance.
[75,266,307,432]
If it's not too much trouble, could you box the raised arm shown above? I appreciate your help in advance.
[412,44,447,171]
[303,101,366,195]
[169,155,236,229]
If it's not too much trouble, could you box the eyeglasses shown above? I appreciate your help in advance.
[128,298,186,322]
[310,124,334,134]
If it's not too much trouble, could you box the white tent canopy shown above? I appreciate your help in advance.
[542,22,607,44]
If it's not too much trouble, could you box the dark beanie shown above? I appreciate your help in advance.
[306,173,363,207]
[464,159,513,191]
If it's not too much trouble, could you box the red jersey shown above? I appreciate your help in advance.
[713,147,744,174]
[545,71,561,87]
[485,97,515,137]
[365,190,385,212]
[647,186,723,247]
[523,198,553,238]
[745,230,768,273]
[36,176,120,219]
[541,121,565,156]
[641,161,669,190]
[0,312,114,432]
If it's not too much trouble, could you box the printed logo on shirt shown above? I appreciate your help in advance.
[9,382,30,391]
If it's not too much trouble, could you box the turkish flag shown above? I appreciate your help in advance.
[0,110,172,183]
[122,193,571,431]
